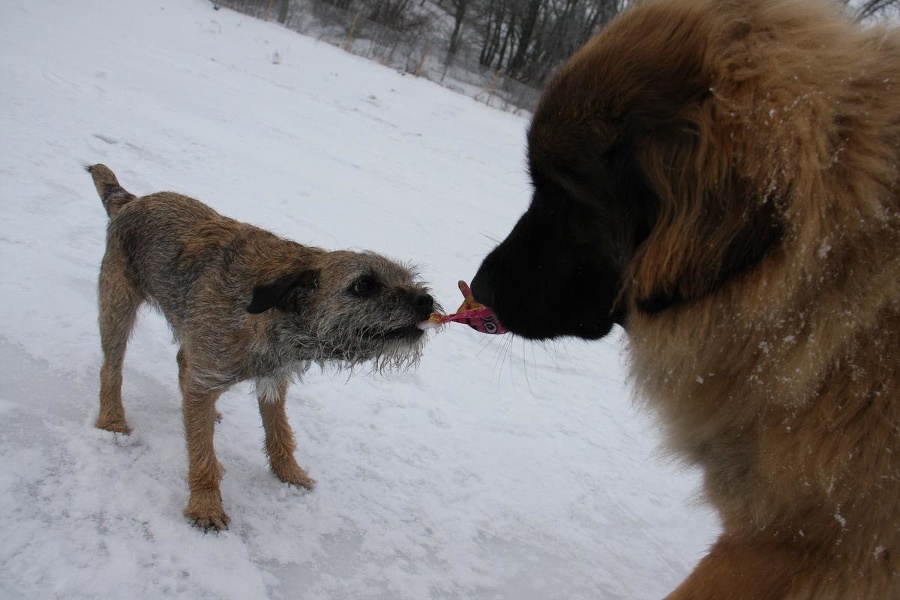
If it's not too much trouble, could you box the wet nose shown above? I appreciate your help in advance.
[415,292,435,315]
[470,271,495,308]
[407,290,435,318]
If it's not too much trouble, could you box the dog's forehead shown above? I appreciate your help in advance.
[324,250,419,285]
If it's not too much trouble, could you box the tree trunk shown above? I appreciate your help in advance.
[506,0,542,78]
[448,0,469,55]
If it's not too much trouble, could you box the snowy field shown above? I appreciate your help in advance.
[0,1,719,598]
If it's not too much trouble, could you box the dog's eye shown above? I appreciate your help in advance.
[350,274,381,297]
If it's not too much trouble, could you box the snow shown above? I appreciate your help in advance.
[0,0,718,598]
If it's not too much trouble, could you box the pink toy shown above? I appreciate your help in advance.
[419,281,507,334]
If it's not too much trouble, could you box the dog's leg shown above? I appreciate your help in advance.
[178,348,230,531]
[665,535,816,600]
[96,251,143,434]
[257,380,315,489]
[667,534,887,599]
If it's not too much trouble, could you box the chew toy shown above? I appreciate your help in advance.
[419,281,507,334]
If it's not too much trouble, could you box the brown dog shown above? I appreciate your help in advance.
[471,0,900,597]
[89,164,434,531]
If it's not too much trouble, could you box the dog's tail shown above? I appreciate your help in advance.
[86,164,137,218]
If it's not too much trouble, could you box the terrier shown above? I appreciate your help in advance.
[88,164,435,531]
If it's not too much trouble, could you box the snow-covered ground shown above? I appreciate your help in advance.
[0,1,719,598]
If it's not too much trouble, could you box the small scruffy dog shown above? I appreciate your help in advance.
[88,164,435,530]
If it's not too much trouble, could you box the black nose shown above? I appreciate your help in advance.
[408,291,435,318]
[470,270,495,308]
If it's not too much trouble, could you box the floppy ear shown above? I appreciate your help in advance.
[634,201,783,313]
[630,176,783,314]
[626,82,786,314]
[247,269,319,314]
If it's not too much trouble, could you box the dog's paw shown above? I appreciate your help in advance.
[185,492,230,532]
[273,464,316,490]
[190,513,231,532]
[95,418,131,435]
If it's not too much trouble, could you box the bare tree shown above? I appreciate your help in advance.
[276,0,290,23]
[447,0,471,54]
[839,0,900,20]
[321,0,353,9]
[473,0,622,86]
[369,0,422,30]
[477,0,514,68]
[523,0,622,83]
[506,0,543,78]
[856,0,900,20]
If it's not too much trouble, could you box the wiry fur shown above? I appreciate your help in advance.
[89,164,434,530]
[470,0,900,598]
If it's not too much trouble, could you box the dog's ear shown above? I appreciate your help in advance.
[247,269,319,314]
[631,185,783,314]
[623,73,785,314]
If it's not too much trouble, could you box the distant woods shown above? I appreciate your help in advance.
[333,0,626,89]
[474,0,623,83]
[314,0,897,87]
[214,0,899,112]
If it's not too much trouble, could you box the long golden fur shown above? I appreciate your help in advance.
[471,0,900,597]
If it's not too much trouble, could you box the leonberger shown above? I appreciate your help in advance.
[471,0,900,597]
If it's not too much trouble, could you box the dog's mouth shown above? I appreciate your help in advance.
[382,325,426,341]
[348,322,426,346]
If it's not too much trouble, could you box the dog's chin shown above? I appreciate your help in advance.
[483,299,615,341]
[382,325,426,342]
[347,322,426,346]
[500,313,616,341]
[339,323,426,372]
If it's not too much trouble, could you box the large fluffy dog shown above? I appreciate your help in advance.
[471,0,900,597]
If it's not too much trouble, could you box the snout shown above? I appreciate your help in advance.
[470,266,495,310]
[469,216,623,341]
[403,289,435,320]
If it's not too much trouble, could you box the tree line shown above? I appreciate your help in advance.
[322,0,625,88]
[320,0,898,89]
[217,0,899,109]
